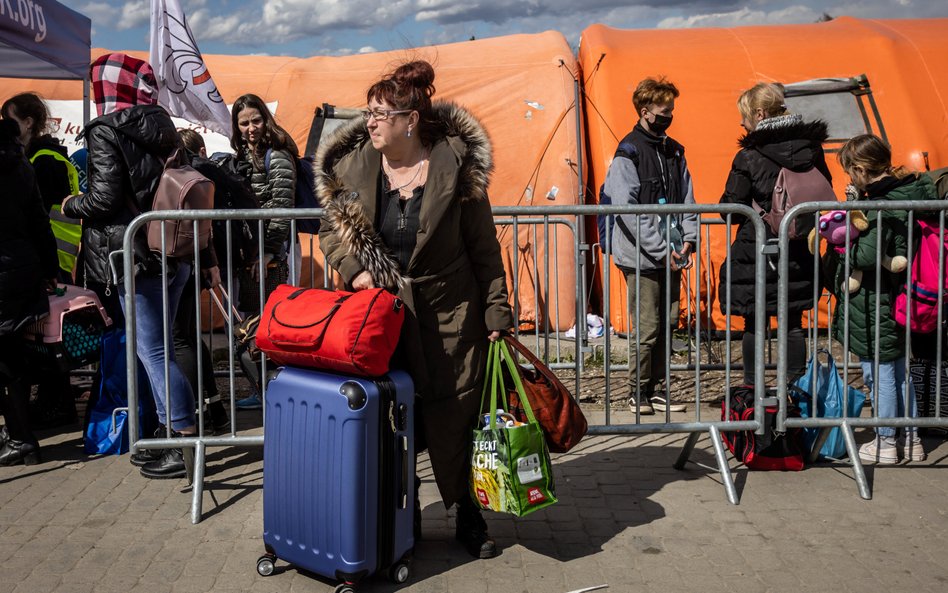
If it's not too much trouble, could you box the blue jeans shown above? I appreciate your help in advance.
[859,358,917,438]
[120,263,196,431]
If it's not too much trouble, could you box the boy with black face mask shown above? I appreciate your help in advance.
[601,76,697,416]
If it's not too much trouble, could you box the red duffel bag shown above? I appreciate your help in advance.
[256,285,404,377]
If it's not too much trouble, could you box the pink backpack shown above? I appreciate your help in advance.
[758,165,837,239]
[895,219,948,333]
[146,149,215,258]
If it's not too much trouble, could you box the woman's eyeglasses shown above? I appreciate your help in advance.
[361,109,412,122]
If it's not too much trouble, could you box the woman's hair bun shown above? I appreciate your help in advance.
[392,60,436,98]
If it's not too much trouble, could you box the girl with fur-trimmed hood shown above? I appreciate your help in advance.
[719,82,832,385]
[315,60,513,559]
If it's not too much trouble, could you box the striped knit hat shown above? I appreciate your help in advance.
[90,53,158,117]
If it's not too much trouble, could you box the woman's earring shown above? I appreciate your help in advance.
[407,127,413,138]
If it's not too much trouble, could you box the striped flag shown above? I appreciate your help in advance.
[149,0,231,136]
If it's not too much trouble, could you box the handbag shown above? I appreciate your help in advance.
[470,341,557,517]
[255,285,404,377]
[792,350,866,459]
[502,336,587,453]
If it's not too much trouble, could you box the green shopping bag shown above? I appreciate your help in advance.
[470,341,557,516]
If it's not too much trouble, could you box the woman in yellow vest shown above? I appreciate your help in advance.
[2,93,81,282]
[2,92,81,429]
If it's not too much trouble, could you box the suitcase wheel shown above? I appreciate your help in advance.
[256,554,276,577]
[388,561,411,584]
[333,584,356,593]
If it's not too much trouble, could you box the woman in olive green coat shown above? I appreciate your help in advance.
[315,61,514,559]
[826,134,936,465]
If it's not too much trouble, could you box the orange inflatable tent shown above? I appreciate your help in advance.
[1,31,583,331]
[580,16,948,332]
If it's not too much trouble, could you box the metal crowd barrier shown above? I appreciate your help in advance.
[776,201,948,500]
[121,203,772,523]
[591,202,768,505]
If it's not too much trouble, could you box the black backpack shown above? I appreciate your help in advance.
[200,153,260,269]
[721,385,805,471]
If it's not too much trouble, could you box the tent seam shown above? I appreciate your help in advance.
[868,18,947,123]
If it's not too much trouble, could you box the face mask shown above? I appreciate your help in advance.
[648,112,673,135]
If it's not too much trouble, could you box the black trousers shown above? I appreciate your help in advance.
[742,313,806,386]
[0,333,35,443]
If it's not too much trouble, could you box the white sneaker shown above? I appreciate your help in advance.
[628,398,654,416]
[859,437,899,464]
[650,395,687,413]
[902,436,927,462]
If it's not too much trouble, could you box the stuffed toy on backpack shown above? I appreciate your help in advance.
[808,209,907,293]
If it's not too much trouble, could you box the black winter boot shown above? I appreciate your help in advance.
[139,429,187,479]
[130,425,165,467]
[455,498,497,559]
[140,447,186,479]
[0,438,40,466]
[0,380,41,466]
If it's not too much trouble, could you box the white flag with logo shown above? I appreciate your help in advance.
[149,0,231,136]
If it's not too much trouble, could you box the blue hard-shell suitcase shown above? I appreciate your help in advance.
[256,367,415,591]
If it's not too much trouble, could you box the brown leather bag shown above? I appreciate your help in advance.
[502,336,588,453]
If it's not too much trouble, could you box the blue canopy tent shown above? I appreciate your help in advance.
[0,0,91,122]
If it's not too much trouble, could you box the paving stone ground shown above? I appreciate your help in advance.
[2,405,948,593]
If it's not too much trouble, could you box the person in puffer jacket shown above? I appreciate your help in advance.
[829,134,937,465]
[61,53,196,480]
[228,93,298,410]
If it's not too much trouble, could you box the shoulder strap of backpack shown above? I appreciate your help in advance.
[750,148,793,214]
[614,140,639,167]
[264,148,273,174]
[613,147,657,261]
[608,142,647,250]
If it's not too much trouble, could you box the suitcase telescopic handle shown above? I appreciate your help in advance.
[209,287,244,323]
[400,435,409,510]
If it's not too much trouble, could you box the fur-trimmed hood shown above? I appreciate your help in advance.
[313,101,494,290]
[738,119,829,172]
[315,101,492,207]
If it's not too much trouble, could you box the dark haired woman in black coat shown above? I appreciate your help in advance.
[0,119,59,465]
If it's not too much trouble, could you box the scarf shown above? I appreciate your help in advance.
[90,53,158,117]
